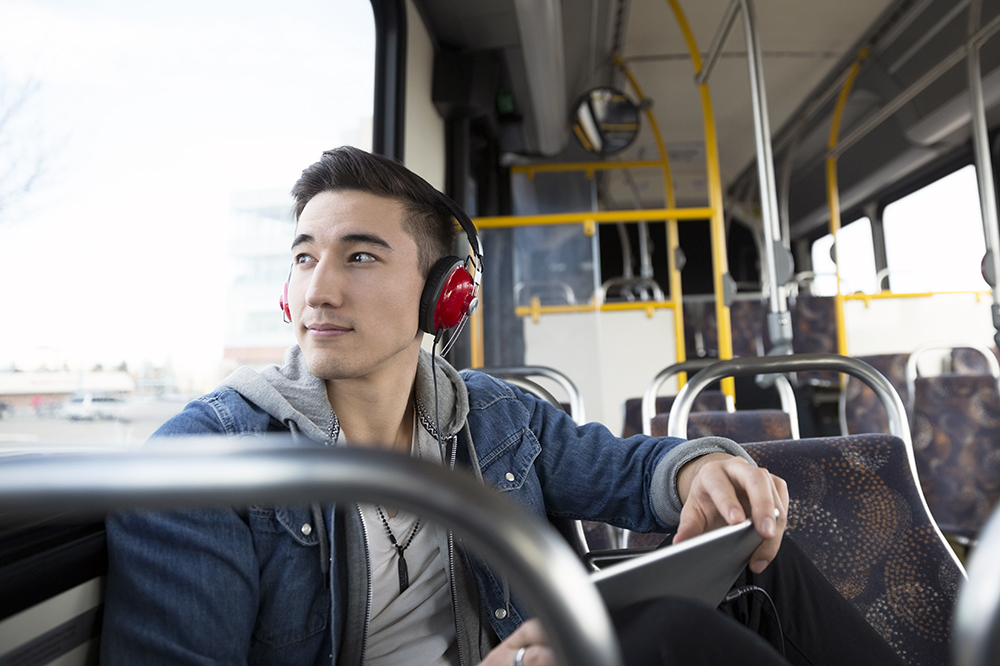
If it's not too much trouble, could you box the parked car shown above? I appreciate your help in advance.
[62,393,127,421]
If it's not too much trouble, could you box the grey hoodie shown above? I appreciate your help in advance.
[220,346,491,665]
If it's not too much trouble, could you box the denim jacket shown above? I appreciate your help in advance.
[101,354,748,666]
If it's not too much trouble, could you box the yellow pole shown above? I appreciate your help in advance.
[666,0,735,402]
[615,54,688,384]
[470,244,485,368]
[826,49,868,358]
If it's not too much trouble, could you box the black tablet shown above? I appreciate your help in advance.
[591,519,762,610]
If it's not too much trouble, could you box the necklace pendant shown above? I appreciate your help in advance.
[397,554,410,593]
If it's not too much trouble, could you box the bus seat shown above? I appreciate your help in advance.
[951,346,1000,375]
[729,299,768,357]
[651,409,792,443]
[683,301,717,358]
[620,392,726,438]
[0,522,107,665]
[682,299,768,358]
[745,434,963,666]
[910,374,1000,541]
[840,353,910,435]
[790,295,840,386]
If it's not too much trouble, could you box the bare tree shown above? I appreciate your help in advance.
[0,77,50,223]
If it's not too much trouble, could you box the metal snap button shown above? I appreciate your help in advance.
[301,523,313,536]
[494,608,508,620]
[505,472,515,482]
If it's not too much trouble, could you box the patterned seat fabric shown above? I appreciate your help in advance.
[683,300,769,358]
[650,409,792,443]
[744,434,961,666]
[950,346,1000,375]
[911,374,1000,539]
[620,392,727,437]
[790,295,839,386]
[843,353,910,434]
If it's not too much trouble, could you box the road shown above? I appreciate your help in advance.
[0,397,190,453]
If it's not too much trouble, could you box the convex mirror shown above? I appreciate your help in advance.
[572,87,641,155]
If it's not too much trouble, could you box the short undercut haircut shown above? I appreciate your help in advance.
[291,146,458,276]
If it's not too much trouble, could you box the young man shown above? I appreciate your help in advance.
[101,147,895,666]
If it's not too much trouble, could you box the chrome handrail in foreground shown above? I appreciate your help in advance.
[954,501,1000,666]
[0,445,622,666]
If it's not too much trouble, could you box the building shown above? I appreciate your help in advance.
[223,191,298,371]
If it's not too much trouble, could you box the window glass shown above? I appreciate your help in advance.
[0,1,374,440]
[883,165,988,293]
[0,1,373,379]
[810,217,877,295]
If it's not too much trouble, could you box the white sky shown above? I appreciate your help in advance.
[0,0,375,381]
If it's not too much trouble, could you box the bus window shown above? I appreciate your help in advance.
[0,1,374,443]
[810,218,877,295]
[883,165,988,294]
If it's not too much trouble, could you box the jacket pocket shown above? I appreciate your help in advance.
[478,428,541,491]
[248,505,329,649]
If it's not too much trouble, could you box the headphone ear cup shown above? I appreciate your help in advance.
[420,256,471,334]
[280,281,291,323]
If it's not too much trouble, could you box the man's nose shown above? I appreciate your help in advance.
[304,262,345,308]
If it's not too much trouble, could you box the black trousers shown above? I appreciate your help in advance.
[612,538,906,666]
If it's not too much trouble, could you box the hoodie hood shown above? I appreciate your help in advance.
[218,345,469,446]
[219,345,331,443]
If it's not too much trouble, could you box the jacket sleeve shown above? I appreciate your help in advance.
[463,372,752,532]
[101,507,259,665]
[101,398,259,665]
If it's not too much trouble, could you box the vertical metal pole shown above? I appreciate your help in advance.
[968,0,1000,348]
[740,0,792,353]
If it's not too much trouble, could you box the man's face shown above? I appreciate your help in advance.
[288,190,426,382]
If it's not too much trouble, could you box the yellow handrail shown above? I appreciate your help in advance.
[826,48,868,357]
[474,207,713,228]
[510,160,665,178]
[844,289,991,306]
[666,0,735,403]
[614,53,688,384]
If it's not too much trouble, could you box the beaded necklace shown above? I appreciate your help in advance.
[374,505,422,593]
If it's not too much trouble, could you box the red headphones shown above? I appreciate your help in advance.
[279,193,482,338]
[279,266,292,323]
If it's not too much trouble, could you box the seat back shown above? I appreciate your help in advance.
[951,345,1000,375]
[840,353,910,435]
[790,295,840,386]
[640,360,800,438]
[651,409,792,442]
[745,434,965,666]
[911,373,1000,540]
[620,392,726,438]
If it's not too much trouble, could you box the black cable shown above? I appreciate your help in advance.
[722,584,786,659]
[431,330,446,463]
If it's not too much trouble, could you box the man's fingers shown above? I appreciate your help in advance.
[692,459,748,525]
[509,618,548,646]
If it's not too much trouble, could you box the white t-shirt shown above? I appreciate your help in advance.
[359,503,458,665]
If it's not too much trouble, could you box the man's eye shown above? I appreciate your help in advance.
[351,252,377,263]
[294,253,315,265]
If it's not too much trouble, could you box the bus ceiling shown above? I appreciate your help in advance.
[411,0,1000,244]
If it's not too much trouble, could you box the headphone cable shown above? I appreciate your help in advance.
[722,585,785,659]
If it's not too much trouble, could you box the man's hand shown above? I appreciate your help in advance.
[479,619,554,666]
[674,452,788,573]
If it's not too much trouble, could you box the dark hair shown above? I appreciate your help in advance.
[291,146,457,276]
